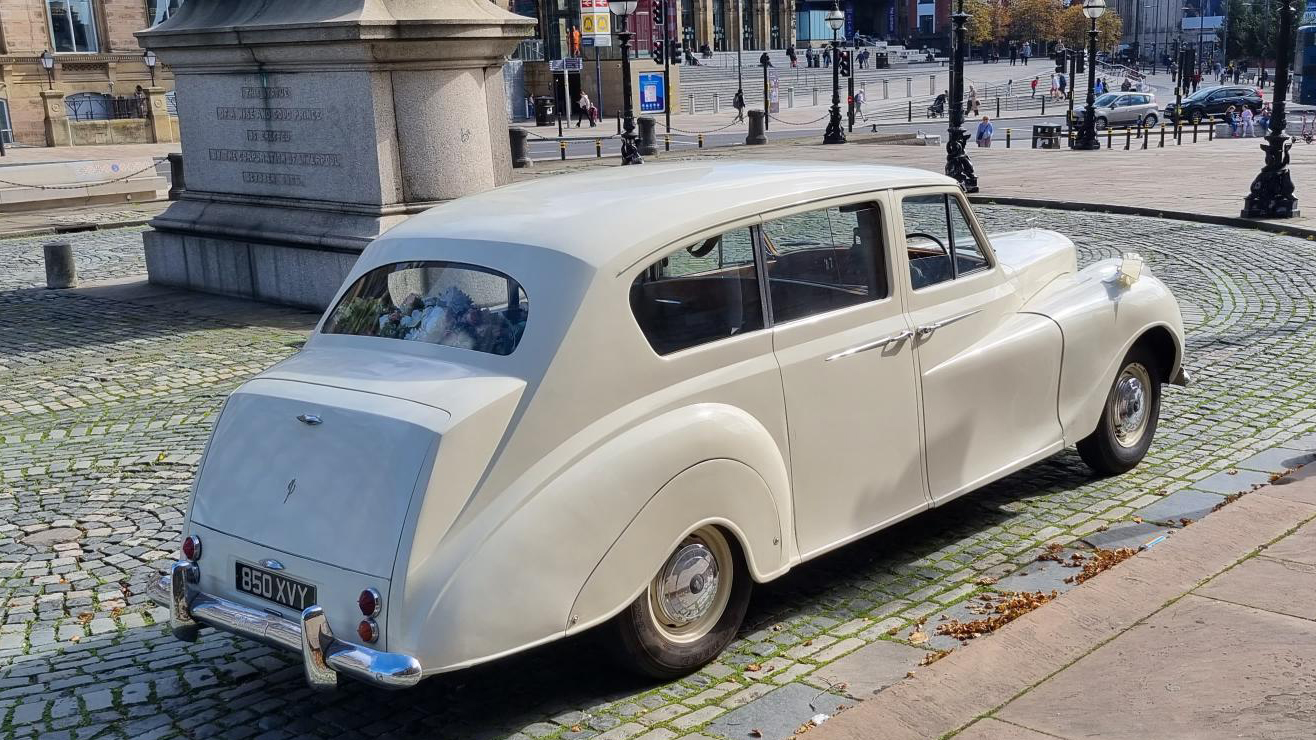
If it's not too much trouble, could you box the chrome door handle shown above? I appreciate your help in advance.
[916,309,981,338]
[826,329,913,361]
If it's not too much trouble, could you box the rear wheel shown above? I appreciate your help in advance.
[1095,116,1109,130]
[1077,347,1161,475]
[1143,113,1158,127]
[612,526,751,680]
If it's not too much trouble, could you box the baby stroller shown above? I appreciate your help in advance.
[927,94,946,118]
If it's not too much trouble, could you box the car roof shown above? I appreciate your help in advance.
[378,161,956,270]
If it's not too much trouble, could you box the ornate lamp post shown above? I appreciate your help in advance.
[39,50,55,90]
[143,50,158,87]
[1242,0,1299,218]
[610,0,643,165]
[1071,0,1105,150]
[945,0,977,191]
[823,3,846,144]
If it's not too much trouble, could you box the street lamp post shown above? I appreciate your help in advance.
[143,50,158,87]
[610,0,643,164]
[1242,0,1299,218]
[40,50,55,90]
[823,3,846,143]
[945,0,977,191]
[1071,0,1105,150]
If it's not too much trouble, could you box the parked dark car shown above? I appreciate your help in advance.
[1164,85,1263,124]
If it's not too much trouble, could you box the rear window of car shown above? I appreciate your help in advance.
[322,261,528,355]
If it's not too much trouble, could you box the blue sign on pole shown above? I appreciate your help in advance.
[844,2,855,40]
[639,72,666,112]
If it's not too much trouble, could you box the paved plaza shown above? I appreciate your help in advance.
[2,204,1315,740]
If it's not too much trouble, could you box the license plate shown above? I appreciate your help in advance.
[235,562,317,611]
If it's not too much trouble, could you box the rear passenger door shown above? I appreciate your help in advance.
[764,196,929,558]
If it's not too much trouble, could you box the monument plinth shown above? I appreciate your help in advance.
[138,0,534,309]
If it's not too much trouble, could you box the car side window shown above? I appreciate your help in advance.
[902,193,990,290]
[760,203,887,323]
[630,228,764,355]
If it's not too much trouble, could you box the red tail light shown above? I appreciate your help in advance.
[357,618,379,643]
[181,535,202,561]
[358,588,381,617]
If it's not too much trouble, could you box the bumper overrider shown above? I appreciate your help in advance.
[149,561,422,690]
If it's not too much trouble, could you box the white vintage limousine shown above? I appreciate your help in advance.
[151,162,1187,689]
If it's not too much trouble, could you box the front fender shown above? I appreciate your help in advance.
[1022,259,1186,443]
[392,402,790,674]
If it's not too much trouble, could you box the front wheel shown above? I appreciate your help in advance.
[612,526,751,680]
[1189,109,1204,125]
[1077,347,1161,475]
[1095,116,1108,130]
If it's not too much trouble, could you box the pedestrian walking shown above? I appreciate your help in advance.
[1050,73,1060,100]
[1058,73,1067,99]
[1241,106,1255,137]
[1192,70,1201,92]
[732,88,746,123]
[1010,45,1018,65]
[975,115,994,147]
[787,44,797,67]
[1261,67,1270,88]
[1021,41,1031,65]
[1258,104,1272,135]
[854,87,866,119]
[1006,79,1014,97]
[575,90,595,127]
[1031,77,1039,97]
[823,48,831,67]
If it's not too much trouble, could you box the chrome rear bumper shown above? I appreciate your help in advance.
[1171,366,1191,387]
[149,561,422,690]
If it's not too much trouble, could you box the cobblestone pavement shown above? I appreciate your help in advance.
[1,209,1314,740]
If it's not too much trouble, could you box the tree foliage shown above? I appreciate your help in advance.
[965,0,997,45]
[1056,3,1123,51]
[1008,0,1058,43]
[1217,0,1299,62]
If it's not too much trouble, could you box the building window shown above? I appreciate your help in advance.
[0,100,12,144]
[47,0,100,53]
[147,0,184,26]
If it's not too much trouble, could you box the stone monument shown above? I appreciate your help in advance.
[137,0,534,309]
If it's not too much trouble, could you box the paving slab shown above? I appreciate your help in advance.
[994,595,1316,740]
[1190,468,1273,495]
[805,640,928,700]
[704,684,848,740]
[1280,432,1316,452]
[952,718,1063,740]
[1194,556,1316,621]
[1078,521,1176,551]
[1235,447,1316,474]
[1133,489,1225,526]
[1259,520,1316,566]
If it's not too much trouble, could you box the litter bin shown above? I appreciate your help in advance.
[534,96,556,127]
[1031,123,1062,149]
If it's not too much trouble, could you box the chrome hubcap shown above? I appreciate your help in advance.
[1111,363,1152,447]
[649,528,732,643]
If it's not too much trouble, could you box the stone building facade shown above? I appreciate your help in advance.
[0,0,178,145]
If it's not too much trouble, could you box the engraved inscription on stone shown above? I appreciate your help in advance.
[243,171,306,187]
[208,149,342,167]
[241,86,292,99]
[216,107,323,121]
[247,130,293,143]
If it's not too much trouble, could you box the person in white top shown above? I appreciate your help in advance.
[1240,106,1255,137]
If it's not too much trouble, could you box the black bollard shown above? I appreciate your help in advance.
[508,128,532,169]
[637,116,658,155]
[746,110,768,145]
[166,152,186,200]
[43,242,77,289]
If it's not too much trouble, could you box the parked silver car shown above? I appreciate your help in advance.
[1079,92,1159,129]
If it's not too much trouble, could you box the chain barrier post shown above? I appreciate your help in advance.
[559,140,567,160]
[1006,128,1011,147]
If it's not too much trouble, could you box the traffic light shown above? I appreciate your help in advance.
[651,40,664,64]
[669,39,683,64]
[1054,51,1065,73]
[1075,49,1084,73]
[839,50,851,76]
